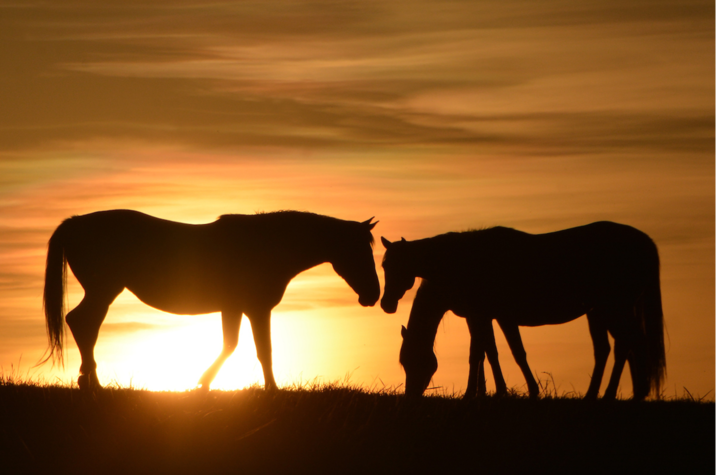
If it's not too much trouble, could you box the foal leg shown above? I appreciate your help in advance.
[585,312,610,400]
[65,290,119,390]
[497,321,539,398]
[465,317,488,399]
[483,322,507,396]
[247,309,278,391]
[198,309,242,390]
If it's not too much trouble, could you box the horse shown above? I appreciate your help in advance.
[400,279,513,399]
[43,209,380,391]
[380,222,666,400]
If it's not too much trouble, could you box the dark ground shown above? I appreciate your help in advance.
[0,381,714,474]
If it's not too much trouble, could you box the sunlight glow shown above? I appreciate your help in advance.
[54,264,377,392]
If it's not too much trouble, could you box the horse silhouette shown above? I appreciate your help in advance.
[43,209,380,391]
[380,222,666,400]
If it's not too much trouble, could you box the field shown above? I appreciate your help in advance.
[1,377,713,475]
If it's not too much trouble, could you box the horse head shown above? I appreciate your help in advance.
[380,236,416,313]
[399,325,438,398]
[331,218,380,307]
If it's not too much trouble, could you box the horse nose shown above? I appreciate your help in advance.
[359,293,378,307]
[381,297,398,314]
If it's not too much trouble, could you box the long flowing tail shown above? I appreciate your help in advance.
[41,221,68,366]
[641,244,666,397]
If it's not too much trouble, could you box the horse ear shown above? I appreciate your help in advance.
[401,237,407,242]
[365,217,378,231]
[401,325,408,338]
[381,236,392,249]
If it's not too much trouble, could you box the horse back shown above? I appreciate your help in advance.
[440,222,658,322]
[57,210,248,311]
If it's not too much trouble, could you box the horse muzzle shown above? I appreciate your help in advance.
[380,297,398,314]
[359,293,379,307]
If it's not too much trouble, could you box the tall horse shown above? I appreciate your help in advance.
[43,209,380,391]
[380,222,666,400]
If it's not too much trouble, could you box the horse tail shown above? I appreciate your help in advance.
[41,219,70,367]
[640,240,666,397]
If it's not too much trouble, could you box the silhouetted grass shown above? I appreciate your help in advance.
[1,375,713,475]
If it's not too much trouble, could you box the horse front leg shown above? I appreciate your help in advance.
[497,321,539,398]
[247,309,278,391]
[198,309,242,391]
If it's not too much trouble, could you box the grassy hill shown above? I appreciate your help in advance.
[1,378,713,474]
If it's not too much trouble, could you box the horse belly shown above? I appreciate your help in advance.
[512,305,587,326]
[126,276,226,315]
[461,287,588,326]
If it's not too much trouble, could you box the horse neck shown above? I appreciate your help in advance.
[281,220,348,276]
[406,238,443,281]
[405,282,445,345]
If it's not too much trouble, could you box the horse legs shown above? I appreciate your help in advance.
[247,309,278,391]
[483,322,508,396]
[465,317,488,399]
[497,321,539,398]
[603,306,649,400]
[585,312,610,400]
[602,338,628,400]
[65,290,118,390]
[465,317,507,399]
[198,309,242,390]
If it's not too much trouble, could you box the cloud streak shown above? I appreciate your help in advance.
[0,0,713,395]
[0,1,712,154]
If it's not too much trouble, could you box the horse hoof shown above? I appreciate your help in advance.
[195,384,210,394]
[77,374,100,391]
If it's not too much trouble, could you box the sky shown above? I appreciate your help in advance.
[0,1,714,399]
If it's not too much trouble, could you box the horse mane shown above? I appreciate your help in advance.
[419,226,520,247]
[218,210,323,220]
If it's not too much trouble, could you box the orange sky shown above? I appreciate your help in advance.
[0,1,714,399]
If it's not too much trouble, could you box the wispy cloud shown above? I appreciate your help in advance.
[0,1,712,153]
[0,0,713,394]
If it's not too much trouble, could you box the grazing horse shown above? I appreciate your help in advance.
[380,222,666,400]
[43,209,380,391]
[399,279,512,399]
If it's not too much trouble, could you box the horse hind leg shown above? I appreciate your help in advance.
[602,338,627,400]
[603,306,649,400]
[65,289,120,390]
[585,311,610,400]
